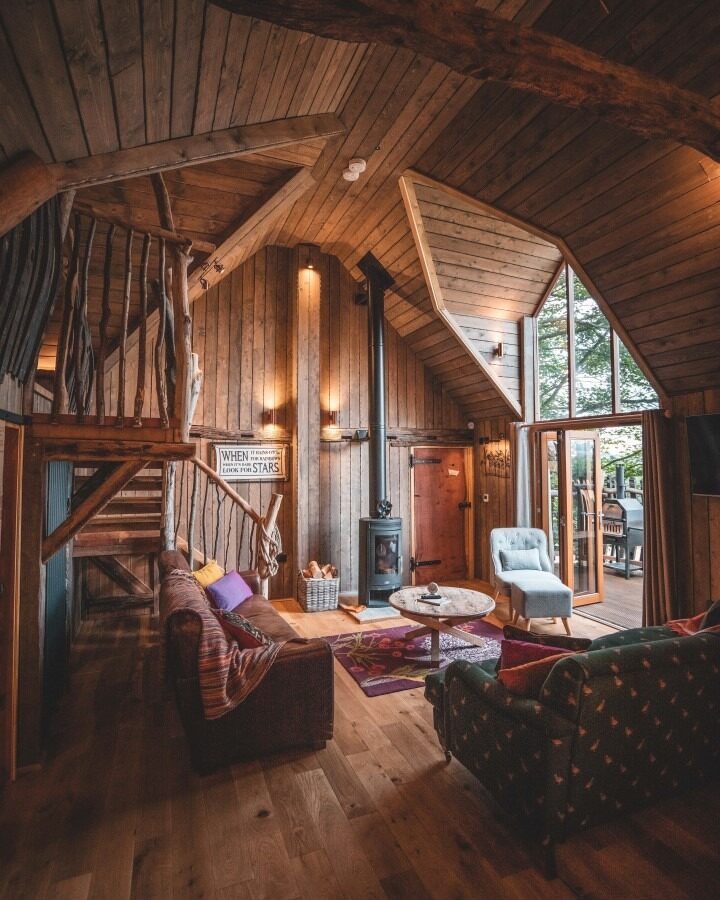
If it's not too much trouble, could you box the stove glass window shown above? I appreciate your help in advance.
[374,533,399,575]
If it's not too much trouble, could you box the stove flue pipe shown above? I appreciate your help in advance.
[357,252,395,519]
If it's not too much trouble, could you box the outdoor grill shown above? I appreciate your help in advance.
[602,497,644,578]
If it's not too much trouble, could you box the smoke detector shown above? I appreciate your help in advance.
[342,157,367,181]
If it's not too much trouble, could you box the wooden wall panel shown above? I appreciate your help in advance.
[473,417,515,583]
[0,376,24,538]
[670,389,720,616]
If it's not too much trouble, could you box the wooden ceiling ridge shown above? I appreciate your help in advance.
[399,174,522,419]
[404,169,668,407]
[214,0,720,164]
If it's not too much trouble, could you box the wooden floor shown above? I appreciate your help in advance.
[577,571,644,631]
[2,600,719,900]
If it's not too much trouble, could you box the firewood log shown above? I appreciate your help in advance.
[308,560,323,579]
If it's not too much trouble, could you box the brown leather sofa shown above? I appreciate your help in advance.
[159,550,334,773]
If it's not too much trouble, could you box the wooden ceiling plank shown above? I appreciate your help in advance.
[271,32,315,121]
[100,0,145,150]
[399,174,522,418]
[247,25,290,124]
[53,0,119,156]
[142,0,174,144]
[230,18,274,127]
[193,3,232,134]
[50,114,345,189]
[211,13,253,130]
[170,0,205,138]
[259,28,303,122]
[0,2,87,161]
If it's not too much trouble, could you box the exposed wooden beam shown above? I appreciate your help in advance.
[0,153,57,239]
[188,167,316,300]
[51,114,345,189]
[215,1,720,163]
[71,199,216,254]
[41,460,146,563]
[399,174,522,419]
[405,170,668,406]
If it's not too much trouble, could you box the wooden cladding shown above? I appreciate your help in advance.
[0,197,61,383]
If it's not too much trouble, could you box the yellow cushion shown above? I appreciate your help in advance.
[193,560,225,588]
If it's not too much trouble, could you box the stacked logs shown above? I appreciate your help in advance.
[301,560,338,580]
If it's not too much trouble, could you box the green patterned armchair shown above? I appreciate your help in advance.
[425,626,720,875]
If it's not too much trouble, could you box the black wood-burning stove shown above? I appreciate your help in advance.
[357,252,403,606]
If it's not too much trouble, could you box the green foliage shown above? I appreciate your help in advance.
[537,268,657,419]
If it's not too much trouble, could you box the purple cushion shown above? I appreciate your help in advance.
[206,570,254,611]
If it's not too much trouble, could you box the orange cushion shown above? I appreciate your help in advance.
[193,560,225,588]
[497,651,573,698]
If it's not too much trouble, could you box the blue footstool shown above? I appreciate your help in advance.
[510,573,573,634]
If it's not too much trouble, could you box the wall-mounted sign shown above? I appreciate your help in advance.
[214,444,288,482]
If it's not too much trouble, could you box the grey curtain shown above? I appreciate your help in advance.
[642,409,678,625]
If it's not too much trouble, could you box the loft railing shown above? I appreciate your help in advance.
[165,456,283,596]
[49,211,193,440]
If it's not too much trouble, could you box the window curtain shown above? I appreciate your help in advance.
[642,409,678,625]
[513,424,532,528]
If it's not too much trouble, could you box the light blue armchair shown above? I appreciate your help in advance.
[490,528,573,633]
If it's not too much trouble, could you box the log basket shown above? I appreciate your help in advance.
[297,571,339,612]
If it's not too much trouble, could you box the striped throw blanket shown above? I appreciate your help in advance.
[161,568,285,720]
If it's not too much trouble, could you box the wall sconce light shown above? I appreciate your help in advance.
[262,408,276,427]
[200,276,209,291]
[493,342,504,359]
[213,260,225,274]
[327,410,338,427]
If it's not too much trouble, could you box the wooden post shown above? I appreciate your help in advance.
[256,493,283,598]
[52,217,80,419]
[154,239,169,428]
[187,462,200,569]
[96,224,115,424]
[75,217,96,422]
[117,228,134,425]
[134,233,152,426]
[162,461,177,551]
[172,244,193,442]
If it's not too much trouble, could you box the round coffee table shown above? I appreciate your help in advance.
[389,586,496,664]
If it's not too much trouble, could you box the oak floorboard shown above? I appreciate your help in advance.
[1,602,719,899]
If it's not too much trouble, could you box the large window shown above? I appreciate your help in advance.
[536,264,657,420]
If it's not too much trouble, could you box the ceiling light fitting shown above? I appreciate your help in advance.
[342,157,367,182]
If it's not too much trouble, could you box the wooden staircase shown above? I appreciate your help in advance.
[73,462,164,613]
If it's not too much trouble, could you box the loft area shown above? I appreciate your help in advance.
[0,2,719,896]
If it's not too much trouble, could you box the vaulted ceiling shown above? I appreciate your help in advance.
[4,0,720,406]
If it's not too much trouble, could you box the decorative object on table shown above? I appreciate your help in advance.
[389,585,496,664]
[297,559,339,611]
[325,619,502,697]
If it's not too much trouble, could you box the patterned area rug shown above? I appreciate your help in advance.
[325,620,502,697]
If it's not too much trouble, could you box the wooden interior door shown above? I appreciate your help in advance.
[0,423,23,785]
[411,446,470,584]
[559,430,605,605]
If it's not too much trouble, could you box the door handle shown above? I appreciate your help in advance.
[458,500,472,510]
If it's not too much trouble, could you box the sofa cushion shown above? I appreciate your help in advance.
[237,595,301,643]
[193,559,225,588]
[497,651,574,698]
[207,570,254,611]
[499,638,570,670]
[502,624,591,652]
[214,609,273,649]
[500,547,542,571]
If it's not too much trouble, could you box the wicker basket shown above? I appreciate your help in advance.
[297,571,339,612]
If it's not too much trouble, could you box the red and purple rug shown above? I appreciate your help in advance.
[324,619,502,697]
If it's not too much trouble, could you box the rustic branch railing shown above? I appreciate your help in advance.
[166,456,283,597]
[50,211,192,434]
